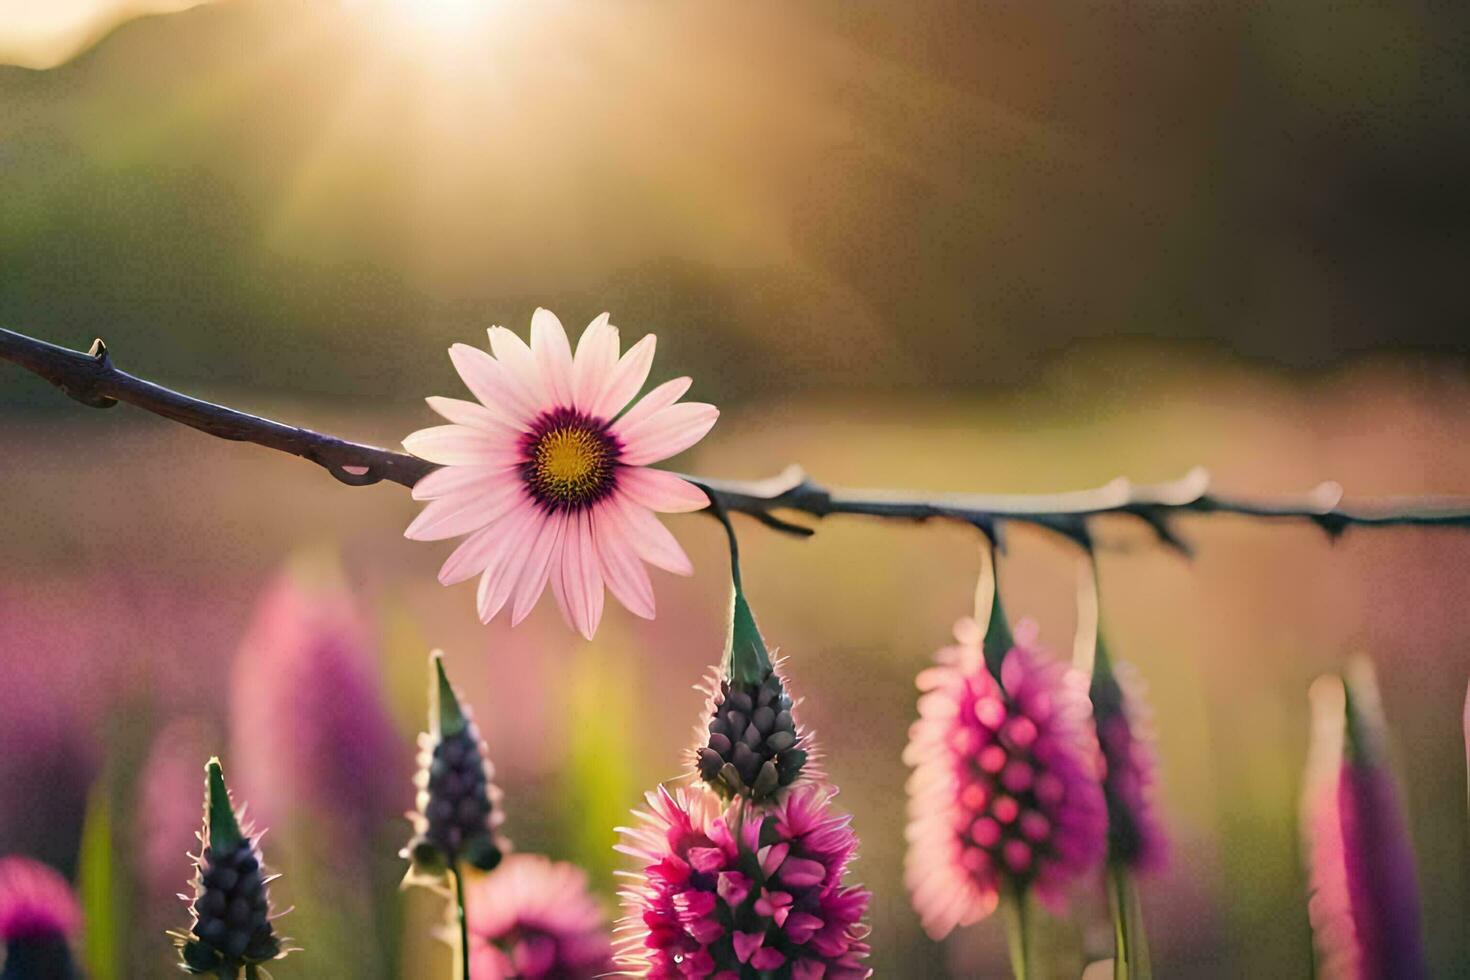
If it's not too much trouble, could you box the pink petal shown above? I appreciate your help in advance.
[611,376,692,432]
[405,482,528,541]
[437,501,539,585]
[403,425,522,466]
[615,402,720,466]
[590,334,657,420]
[529,308,575,407]
[572,313,620,413]
[425,396,518,434]
[556,511,605,639]
[606,497,694,576]
[411,463,512,502]
[511,511,567,626]
[618,467,709,513]
[593,508,656,619]
[475,513,542,623]
[487,326,546,409]
[448,344,538,424]
[733,932,764,964]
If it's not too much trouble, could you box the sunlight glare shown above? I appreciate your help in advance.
[381,0,496,39]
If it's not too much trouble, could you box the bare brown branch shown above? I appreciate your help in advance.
[5,326,1470,551]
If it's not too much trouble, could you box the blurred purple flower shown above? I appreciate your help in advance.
[0,574,241,873]
[1302,662,1427,980]
[1091,661,1168,875]
[229,564,408,840]
[616,784,871,978]
[904,617,1107,939]
[136,718,219,917]
[466,854,613,979]
[0,855,80,980]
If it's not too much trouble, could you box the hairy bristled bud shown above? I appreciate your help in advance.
[694,583,817,802]
[0,856,81,980]
[1302,660,1427,980]
[173,758,288,978]
[616,784,871,978]
[404,651,505,879]
[695,664,819,804]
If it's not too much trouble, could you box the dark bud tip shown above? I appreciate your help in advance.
[462,834,503,872]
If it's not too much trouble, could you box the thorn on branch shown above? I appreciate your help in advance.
[746,509,816,537]
[1129,506,1193,557]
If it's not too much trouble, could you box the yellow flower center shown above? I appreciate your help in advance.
[527,422,615,506]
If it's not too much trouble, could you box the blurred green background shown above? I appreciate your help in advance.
[2,1,1469,977]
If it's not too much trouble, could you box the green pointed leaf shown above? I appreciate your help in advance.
[432,650,468,738]
[205,757,244,853]
[78,784,119,980]
[1109,866,1152,980]
[724,584,772,688]
[982,569,1015,679]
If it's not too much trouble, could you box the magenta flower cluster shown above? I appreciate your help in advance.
[618,784,871,979]
[905,617,1109,938]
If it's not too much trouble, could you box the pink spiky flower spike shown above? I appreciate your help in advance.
[905,548,1107,977]
[1302,659,1427,980]
[616,505,871,978]
[1073,557,1167,977]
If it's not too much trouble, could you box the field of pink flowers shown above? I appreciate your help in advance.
[2,343,1467,979]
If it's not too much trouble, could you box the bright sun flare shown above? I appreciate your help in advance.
[376,0,498,40]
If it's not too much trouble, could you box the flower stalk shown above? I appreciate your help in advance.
[1002,882,1033,980]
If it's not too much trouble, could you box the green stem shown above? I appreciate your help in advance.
[454,862,471,980]
[1108,866,1152,979]
[1003,883,1032,980]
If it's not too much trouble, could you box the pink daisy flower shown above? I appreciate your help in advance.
[466,854,614,979]
[1302,665,1427,980]
[404,309,719,638]
[615,784,871,978]
[904,617,1107,940]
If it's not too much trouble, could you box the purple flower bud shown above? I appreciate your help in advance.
[692,659,820,804]
[403,652,505,876]
[173,759,289,977]
[1302,662,1427,980]
[0,856,81,980]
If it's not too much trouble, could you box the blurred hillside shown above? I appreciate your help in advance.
[3,0,1470,409]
